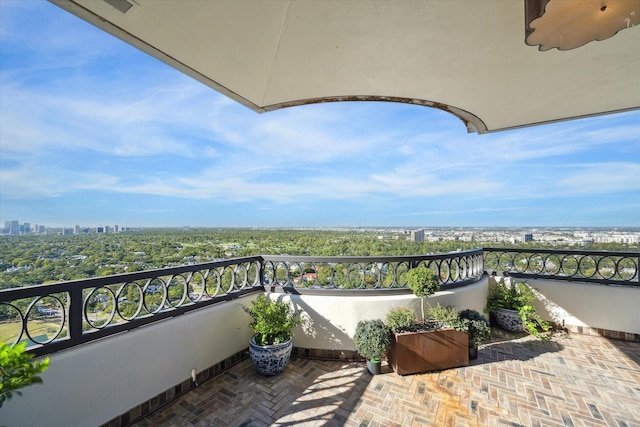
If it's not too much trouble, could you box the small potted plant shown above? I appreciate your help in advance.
[457,309,491,359]
[243,294,302,376]
[485,280,551,339]
[353,319,392,375]
[427,305,491,360]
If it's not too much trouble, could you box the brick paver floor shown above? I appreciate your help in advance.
[133,331,640,426]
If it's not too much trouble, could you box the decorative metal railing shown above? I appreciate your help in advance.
[1,247,638,356]
[483,247,639,286]
[261,249,484,292]
[0,257,263,357]
[0,250,483,356]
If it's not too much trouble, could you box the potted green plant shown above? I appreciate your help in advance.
[243,294,302,376]
[353,319,392,375]
[426,305,491,359]
[457,309,491,359]
[484,281,551,339]
[0,342,50,408]
[385,272,469,375]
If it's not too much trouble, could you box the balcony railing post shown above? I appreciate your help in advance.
[259,258,266,288]
[69,287,84,344]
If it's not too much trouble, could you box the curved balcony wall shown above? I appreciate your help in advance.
[1,294,258,427]
[282,275,489,352]
[514,277,640,336]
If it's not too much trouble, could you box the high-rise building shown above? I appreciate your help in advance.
[522,233,533,242]
[410,229,425,242]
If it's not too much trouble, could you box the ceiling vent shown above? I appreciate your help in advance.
[102,0,135,14]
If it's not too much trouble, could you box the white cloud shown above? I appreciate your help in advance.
[395,207,523,217]
[0,162,65,198]
[1,0,638,226]
[557,163,640,195]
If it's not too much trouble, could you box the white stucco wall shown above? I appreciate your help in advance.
[275,276,489,351]
[1,295,258,427]
[514,277,640,335]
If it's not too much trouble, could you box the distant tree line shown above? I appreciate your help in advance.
[0,228,635,290]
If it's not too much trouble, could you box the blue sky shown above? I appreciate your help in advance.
[1,1,639,228]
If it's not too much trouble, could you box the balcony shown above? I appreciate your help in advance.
[127,331,639,426]
[1,248,638,426]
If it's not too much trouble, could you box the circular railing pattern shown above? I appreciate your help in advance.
[483,249,638,285]
[0,259,263,350]
[1,294,67,347]
[261,251,484,290]
[2,248,635,356]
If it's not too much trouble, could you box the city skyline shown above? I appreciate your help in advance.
[3,217,638,234]
[1,1,639,228]
[2,219,638,247]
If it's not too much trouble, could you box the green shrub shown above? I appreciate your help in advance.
[243,294,302,345]
[485,281,533,312]
[485,281,551,338]
[353,319,391,362]
[428,305,492,347]
[0,342,50,408]
[405,266,439,297]
[405,266,439,319]
[385,307,417,333]
[426,303,459,328]
[457,309,491,347]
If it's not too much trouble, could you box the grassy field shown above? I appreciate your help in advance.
[0,319,64,345]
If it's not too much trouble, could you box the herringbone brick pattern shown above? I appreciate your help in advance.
[132,332,640,426]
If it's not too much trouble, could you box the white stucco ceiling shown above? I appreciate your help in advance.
[50,0,640,133]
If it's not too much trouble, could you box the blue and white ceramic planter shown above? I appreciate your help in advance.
[249,335,293,376]
[494,308,524,332]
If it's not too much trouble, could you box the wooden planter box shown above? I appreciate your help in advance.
[388,328,469,375]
